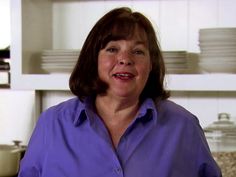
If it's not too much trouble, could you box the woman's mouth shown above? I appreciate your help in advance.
[112,73,134,80]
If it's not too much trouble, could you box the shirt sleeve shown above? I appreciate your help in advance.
[18,112,49,177]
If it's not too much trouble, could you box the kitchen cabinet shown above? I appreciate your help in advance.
[10,0,236,91]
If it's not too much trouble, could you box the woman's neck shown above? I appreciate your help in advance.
[95,95,139,123]
[95,95,140,147]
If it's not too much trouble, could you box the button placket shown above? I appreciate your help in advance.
[110,145,124,177]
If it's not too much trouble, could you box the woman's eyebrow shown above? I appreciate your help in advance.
[134,40,148,47]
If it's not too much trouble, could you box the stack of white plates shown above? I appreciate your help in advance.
[162,51,189,74]
[41,49,79,73]
[198,28,236,73]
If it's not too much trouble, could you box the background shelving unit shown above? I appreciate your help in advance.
[10,0,236,91]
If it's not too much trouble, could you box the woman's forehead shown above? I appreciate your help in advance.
[114,22,146,36]
[111,25,148,44]
[100,22,149,49]
[132,27,148,41]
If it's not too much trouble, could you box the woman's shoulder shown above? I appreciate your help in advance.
[39,97,84,122]
[156,99,199,125]
[44,97,80,112]
[157,99,191,114]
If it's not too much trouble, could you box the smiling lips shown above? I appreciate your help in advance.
[112,72,135,80]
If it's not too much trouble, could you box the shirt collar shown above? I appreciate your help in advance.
[73,97,158,126]
[136,98,158,125]
[73,97,94,126]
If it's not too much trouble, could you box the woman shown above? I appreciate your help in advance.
[18,7,221,177]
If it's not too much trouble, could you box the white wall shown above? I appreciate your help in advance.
[0,0,10,49]
[0,90,37,145]
[52,0,236,53]
[171,91,236,127]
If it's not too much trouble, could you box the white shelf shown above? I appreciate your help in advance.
[11,74,70,90]
[166,74,236,91]
[10,73,236,91]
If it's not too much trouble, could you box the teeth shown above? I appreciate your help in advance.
[115,73,129,77]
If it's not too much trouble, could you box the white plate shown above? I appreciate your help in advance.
[41,59,77,63]
[42,65,73,68]
[199,28,236,34]
[199,40,236,46]
[166,68,188,74]
[42,66,74,73]
[200,52,236,57]
[164,58,187,63]
[200,32,236,37]
[166,63,188,68]
[42,69,73,73]
[200,47,236,53]
[42,49,80,55]
[42,56,78,59]
[162,52,187,58]
[41,63,75,66]
[199,56,236,63]
[198,62,236,73]
[200,50,236,55]
[199,44,236,49]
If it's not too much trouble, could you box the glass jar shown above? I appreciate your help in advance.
[204,113,236,177]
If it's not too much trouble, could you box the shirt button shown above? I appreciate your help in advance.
[115,167,122,174]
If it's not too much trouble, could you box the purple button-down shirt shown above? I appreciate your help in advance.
[18,97,221,177]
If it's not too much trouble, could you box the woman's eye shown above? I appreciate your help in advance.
[133,50,145,55]
[106,47,117,53]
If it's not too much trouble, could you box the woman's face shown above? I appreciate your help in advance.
[97,29,152,100]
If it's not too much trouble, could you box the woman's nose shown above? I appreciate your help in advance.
[118,52,134,66]
[118,59,133,65]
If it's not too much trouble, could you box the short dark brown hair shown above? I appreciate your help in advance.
[69,7,169,101]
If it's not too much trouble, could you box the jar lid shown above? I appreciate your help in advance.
[204,113,236,138]
[0,140,23,151]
